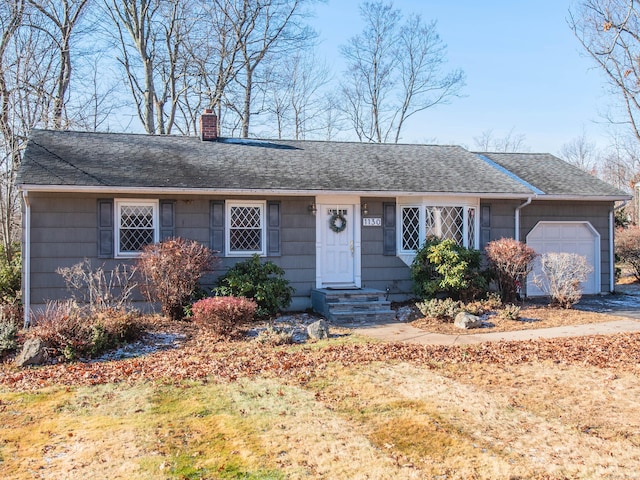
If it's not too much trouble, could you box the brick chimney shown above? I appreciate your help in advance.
[200,109,218,141]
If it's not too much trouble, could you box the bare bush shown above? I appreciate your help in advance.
[533,253,593,308]
[615,227,640,281]
[30,300,84,360]
[30,300,145,361]
[57,259,137,312]
[485,238,537,303]
[137,238,218,320]
[192,296,257,338]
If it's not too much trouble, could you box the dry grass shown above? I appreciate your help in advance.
[2,354,640,479]
[2,280,639,479]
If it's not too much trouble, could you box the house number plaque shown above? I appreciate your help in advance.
[362,217,382,227]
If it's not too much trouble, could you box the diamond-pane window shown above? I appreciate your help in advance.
[399,203,478,253]
[228,203,265,254]
[401,207,420,251]
[467,207,476,247]
[116,201,158,256]
[426,206,464,245]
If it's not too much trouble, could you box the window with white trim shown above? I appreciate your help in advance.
[227,201,266,255]
[400,204,478,253]
[115,199,159,257]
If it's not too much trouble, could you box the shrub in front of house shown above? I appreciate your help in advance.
[0,313,18,357]
[483,292,503,310]
[191,296,257,337]
[254,325,294,346]
[461,301,486,316]
[56,259,138,312]
[137,238,218,320]
[214,254,294,318]
[533,252,592,309]
[499,304,521,320]
[416,298,461,321]
[0,243,21,304]
[410,235,442,299]
[411,237,487,302]
[485,238,537,303]
[30,300,145,361]
[615,226,640,281]
[0,301,22,357]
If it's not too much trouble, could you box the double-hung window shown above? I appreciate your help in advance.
[400,203,478,254]
[227,201,266,256]
[115,199,159,257]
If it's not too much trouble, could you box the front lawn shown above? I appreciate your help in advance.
[1,323,639,479]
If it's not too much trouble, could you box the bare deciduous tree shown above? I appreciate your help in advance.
[1,1,90,258]
[27,0,90,130]
[0,1,27,259]
[569,1,640,142]
[600,133,640,190]
[473,128,530,152]
[182,1,244,135]
[105,0,195,134]
[68,53,124,132]
[340,1,464,143]
[223,0,318,138]
[559,130,599,174]
[262,50,331,139]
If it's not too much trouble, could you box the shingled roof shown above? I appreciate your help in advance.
[17,129,629,199]
[479,152,627,197]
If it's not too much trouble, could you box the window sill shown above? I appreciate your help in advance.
[398,253,416,267]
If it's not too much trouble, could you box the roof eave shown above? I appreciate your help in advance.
[19,184,629,201]
[17,184,543,199]
[530,194,632,202]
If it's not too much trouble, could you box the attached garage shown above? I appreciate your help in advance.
[526,221,600,296]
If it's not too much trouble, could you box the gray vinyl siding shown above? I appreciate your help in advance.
[252,197,315,309]
[27,193,316,311]
[29,193,109,306]
[207,196,315,310]
[25,191,617,312]
[520,201,614,294]
[480,199,520,243]
[360,198,412,300]
[174,198,210,244]
[478,199,615,294]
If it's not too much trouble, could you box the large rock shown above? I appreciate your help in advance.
[15,338,48,367]
[454,312,483,330]
[307,319,330,340]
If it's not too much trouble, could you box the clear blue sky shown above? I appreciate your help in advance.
[310,0,610,155]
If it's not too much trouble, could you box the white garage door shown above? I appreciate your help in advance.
[526,221,599,296]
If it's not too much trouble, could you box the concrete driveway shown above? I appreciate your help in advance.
[575,283,640,320]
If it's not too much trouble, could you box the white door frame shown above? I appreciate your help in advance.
[315,195,362,289]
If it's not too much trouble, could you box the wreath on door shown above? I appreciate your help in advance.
[329,211,347,233]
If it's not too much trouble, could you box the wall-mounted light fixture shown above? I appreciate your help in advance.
[361,203,368,216]
[308,202,317,216]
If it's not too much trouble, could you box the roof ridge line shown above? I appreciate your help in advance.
[475,154,545,195]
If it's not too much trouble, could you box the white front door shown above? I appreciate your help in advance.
[317,204,359,288]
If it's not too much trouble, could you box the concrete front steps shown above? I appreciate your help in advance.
[311,288,397,325]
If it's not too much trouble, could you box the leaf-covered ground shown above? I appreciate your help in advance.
[410,304,635,334]
[2,321,640,479]
[2,320,639,392]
